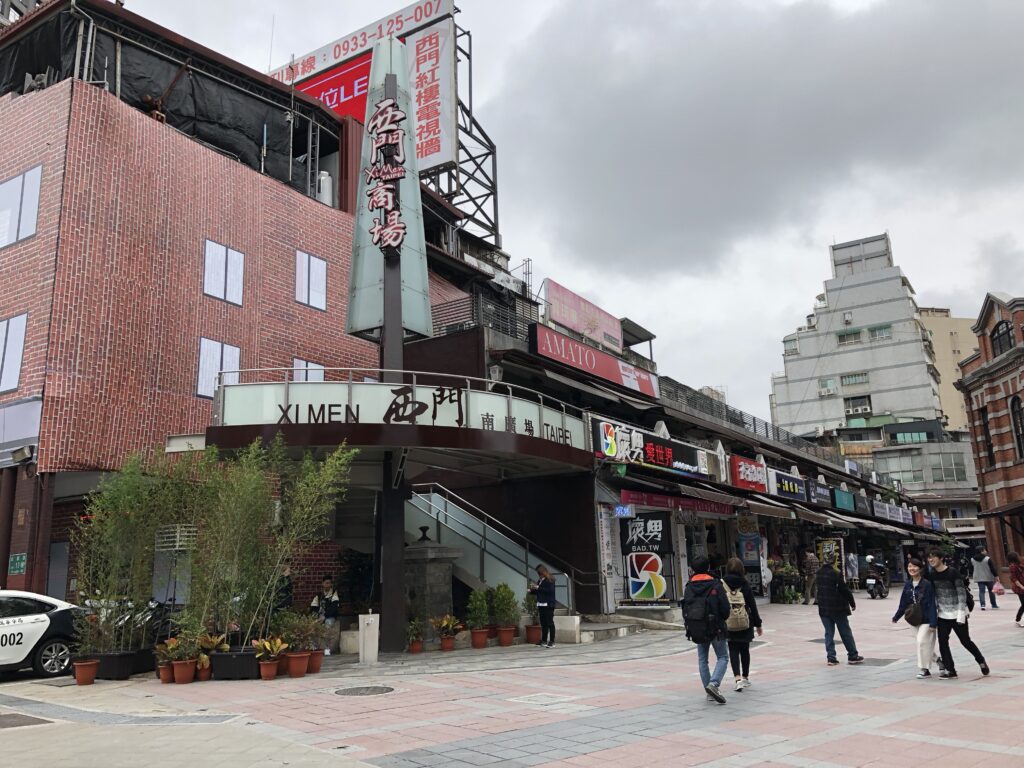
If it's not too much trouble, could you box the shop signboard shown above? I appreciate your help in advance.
[931,517,942,531]
[832,488,856,512]
[541,279,624,353]
[619,490,732,517]
[900,508,913,525]
[913,510,925,527]
[730,455,767,493]
[593,418,706,477]
[614,504,636,519]
[530,324,659,398]
[737,512,760,566]
[853,494,871,516]
[816,538,845,571]
[620,512,673,555]
[7,552,26,575]
[626,552,668,600]
[769,469,806,502]
[268,0,458,172]
[871,499,889,519]
[806,480,832,507]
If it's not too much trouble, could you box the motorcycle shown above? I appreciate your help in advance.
[865,565,889,599]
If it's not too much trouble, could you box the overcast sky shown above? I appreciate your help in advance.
[128,0,1024,420]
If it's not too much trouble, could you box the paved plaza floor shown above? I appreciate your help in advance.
[2,592,1023,767]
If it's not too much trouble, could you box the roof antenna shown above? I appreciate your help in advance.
[267,15,275,73]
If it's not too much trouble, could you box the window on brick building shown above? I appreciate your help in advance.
[295,250,327,310]
[0,312,27,393]
[203,240,244,305]
[1012,396,1024,461]
[292,358,325,382]
[0,165,42,250]
[979,406,996,466]
[196,338,240,398]
[990,321,1015,358]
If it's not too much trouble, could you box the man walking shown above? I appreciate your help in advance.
[682,557,731,704]
[927,550,989,679]
[971,547,999,610]
[802,547,820,605]
[817,557,864,665]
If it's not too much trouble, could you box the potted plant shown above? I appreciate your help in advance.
[280,611,315,678]
[492,584,519,647]
[196,633,228,682]
[153,642,173,684]
[485,587,498,638]
[430,614,460,651]
[72,614,101,686]
[522,593,542,645]
[252,636,289,680]
[307,619,330,673]
[466,590,490,649]
[165,634,199,684]
[406,617,424,654]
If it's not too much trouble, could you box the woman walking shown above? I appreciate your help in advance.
[723,557,763,691]
[530,565,557,648]
[892,557,937,678]
[1008,552,1024,627]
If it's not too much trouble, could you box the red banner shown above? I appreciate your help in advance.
[730,455,768,493]
[295,53,373,121]
[620,490,733,517]
[530,324,659,398]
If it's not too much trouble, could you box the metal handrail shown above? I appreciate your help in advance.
[412,482,601,586]
[409,491,575,612]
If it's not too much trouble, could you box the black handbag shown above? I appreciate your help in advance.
[903,588,923,626]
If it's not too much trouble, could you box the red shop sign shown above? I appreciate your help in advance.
[620,490,732,517]
[529,324,659,398]
[730,456,767,493]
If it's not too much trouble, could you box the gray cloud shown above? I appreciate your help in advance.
[484,0,1024,278]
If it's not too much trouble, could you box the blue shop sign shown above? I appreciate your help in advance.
[770,469,806,501]
[806,481,832,507]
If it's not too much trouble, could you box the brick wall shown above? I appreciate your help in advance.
[0,82,73,409]
[428,272,469,306]
[33,81,378,472]
[4,465,38,591]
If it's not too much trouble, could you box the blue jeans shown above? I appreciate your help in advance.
[820,614,859,661]
[977,581,997,608]
[697,636,729,688]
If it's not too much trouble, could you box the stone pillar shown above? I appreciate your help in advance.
[404,538,461,640]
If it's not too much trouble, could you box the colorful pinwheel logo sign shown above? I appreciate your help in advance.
[627,552,667,600]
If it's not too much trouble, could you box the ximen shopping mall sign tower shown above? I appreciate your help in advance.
[346,37,432,652]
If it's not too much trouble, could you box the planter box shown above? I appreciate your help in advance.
[209,649,259,680]
[95,652,135,680]
[132,648,155,675]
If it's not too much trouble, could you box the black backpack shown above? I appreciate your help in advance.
[683,583,721,643]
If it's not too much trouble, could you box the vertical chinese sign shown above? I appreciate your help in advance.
[346,37,433,340]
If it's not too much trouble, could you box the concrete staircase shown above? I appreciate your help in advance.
[579,621,644,644]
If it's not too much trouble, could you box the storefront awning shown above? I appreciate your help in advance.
[819,511,856,529]
[829,511,905,535]
[745,493,796,520]
[978,499,1024,519]
[792,504,833,526]
[676,483,746,508]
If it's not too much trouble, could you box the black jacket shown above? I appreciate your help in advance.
[682,574,730,640]
[722,573,762,642]
[816,564,856,618]
[534,577,556,606]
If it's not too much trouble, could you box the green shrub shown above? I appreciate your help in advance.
[492,583,519,627]
[466,589,490,630]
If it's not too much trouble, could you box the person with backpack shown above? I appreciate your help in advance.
[971,547,999,610]
[890,557,938,678]
[682,556,731,704]
[723,557,763,691]
[816,557,864,666]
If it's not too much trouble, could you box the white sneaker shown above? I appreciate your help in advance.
[734,679,743,692]
[739,678,751,689]
[324,649,331,656]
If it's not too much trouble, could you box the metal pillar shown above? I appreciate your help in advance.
[378,72,406,653]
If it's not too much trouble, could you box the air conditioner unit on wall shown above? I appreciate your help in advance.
[844,408,855,415]
[854,406,871,414]
[818,387,836,397]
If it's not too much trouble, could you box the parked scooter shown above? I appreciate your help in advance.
[864,555,889,599]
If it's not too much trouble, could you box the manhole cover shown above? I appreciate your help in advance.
[0,713,50,729]
[335,686,394,696]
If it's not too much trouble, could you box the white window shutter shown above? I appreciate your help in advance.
[306,362,325,382]
[18,166,42,241]
[295,251,309,303]
[0,313,26,392]
[204,241,226,299]
[226,248,244,305]
[197,338,221,397]
[309,256,327,310]
[221,344,240,386]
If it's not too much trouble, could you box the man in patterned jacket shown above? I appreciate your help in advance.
[927,550,989,679]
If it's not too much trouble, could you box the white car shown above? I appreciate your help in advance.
[0,590,79,677]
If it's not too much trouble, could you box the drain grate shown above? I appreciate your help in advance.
[335,686,394,696]
[0,713,50,729]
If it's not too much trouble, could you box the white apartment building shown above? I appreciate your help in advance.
[770,234,942,437]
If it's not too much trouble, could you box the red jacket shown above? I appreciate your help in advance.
[1009,563,1024,595]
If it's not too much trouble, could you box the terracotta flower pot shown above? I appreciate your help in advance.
[439,636,455,651]
[307,649,325,673]
[285,652,310,678]
[158,664,173,684]
[196,665,213,682]
[172,659,197,684]
[486,624,498,639]
[259,659,279,680]
[74,660,99,686]
[525,624,542,644]
[470,629,489,649]
[277,656,286,675]
[408,640,423,654]
[497,627,515,647]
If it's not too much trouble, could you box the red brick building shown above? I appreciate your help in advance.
[957,292,1024,570]
[0,2,475,598]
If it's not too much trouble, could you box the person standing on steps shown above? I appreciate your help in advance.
[723,557,763,692]
[529,564,557,648]
[816,557,864,666]
[891,557,938,678]
[1008,552,1024,627]
[682,557,731,705]
[802,547,820,605]
[971,547,1000,610]
[927,549,989,679]
[310,576,341,656]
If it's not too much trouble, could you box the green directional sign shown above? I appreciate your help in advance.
[8,552,27,575]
